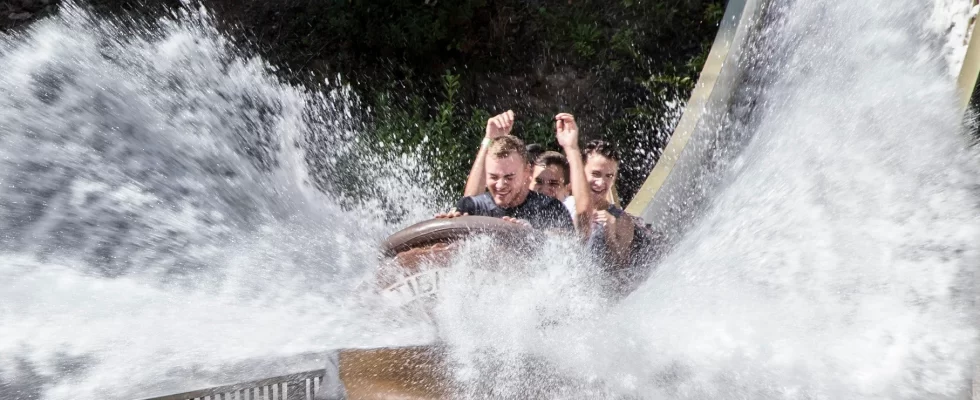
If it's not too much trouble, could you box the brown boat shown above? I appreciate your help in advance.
[134,0,765,394]
[375,216,532,313]
[135,211,662,400]
[334,216,533,400]
[135,216,534,400]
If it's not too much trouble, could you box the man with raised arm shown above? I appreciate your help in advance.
[463,111,569,202]
[437,134,573,231]
[463,110,515,197]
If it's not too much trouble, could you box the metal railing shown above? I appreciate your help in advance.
[137,369,326,400]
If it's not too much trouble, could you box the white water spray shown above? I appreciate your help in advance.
[1,0,979,399]
[0,4,435,399]
[428,1,980,399]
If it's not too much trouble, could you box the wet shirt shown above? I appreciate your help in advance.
[564,195,631,259]
[455,191,574,231]
[563,196,624,240]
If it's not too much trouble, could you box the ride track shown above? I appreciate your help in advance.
[138,0,980,398]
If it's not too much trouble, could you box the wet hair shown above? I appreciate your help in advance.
[534,151,571,184]
[526,143,545,165]
[582,139,620,163]
[488,135,529,163]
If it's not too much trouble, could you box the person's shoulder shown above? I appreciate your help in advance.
[459,192,492,202]
[530,192,572,220]
[523,192,573,230]
[472,192,494,205]
[528,190,564,208]
[457,192,494,211]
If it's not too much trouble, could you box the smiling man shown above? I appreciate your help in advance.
[437,135,573,231]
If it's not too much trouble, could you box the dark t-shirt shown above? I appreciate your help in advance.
[455,191,574,231]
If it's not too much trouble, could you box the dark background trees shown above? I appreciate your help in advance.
[2,0,724,204]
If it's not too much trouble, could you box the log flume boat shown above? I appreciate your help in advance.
[138,216,532,400]
[134,0,764,397]
[136,0,980,396]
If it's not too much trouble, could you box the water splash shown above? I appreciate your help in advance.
[427,1,980,399]
[0,3,435,399]
[1,0,979,399]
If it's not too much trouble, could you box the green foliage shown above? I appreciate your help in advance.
[369,71,487,201]
[611,28,640,60]
[572,23,603,58]
[202,0,727,203]
[7,0,727,210]
[705,2,726,23]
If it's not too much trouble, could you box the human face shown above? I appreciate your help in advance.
[485,153,531,208]
[584,154,617,205]
[530,164,568,200]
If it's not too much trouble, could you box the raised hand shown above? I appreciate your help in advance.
[555,113,579,150]
[595,210,635,262]
[486,110,515,139]
[594,210,617,233]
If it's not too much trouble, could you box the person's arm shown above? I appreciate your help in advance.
[462,141,491,197]
[554,113,592,235]
[463,110,514,196]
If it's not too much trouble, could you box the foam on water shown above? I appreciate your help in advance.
[0,3,435,399]
[428,1,980,399]
[1,0,980,399]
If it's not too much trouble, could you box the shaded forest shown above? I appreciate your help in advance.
[2,0,725,203]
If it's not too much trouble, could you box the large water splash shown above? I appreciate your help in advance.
[0,3,436,399]
[427,1,980,399]
[2,0,979,399]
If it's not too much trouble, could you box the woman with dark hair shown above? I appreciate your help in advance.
[561,139,638,268]
[555,114,642,283]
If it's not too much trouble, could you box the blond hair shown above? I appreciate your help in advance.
[487,135,529,163]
